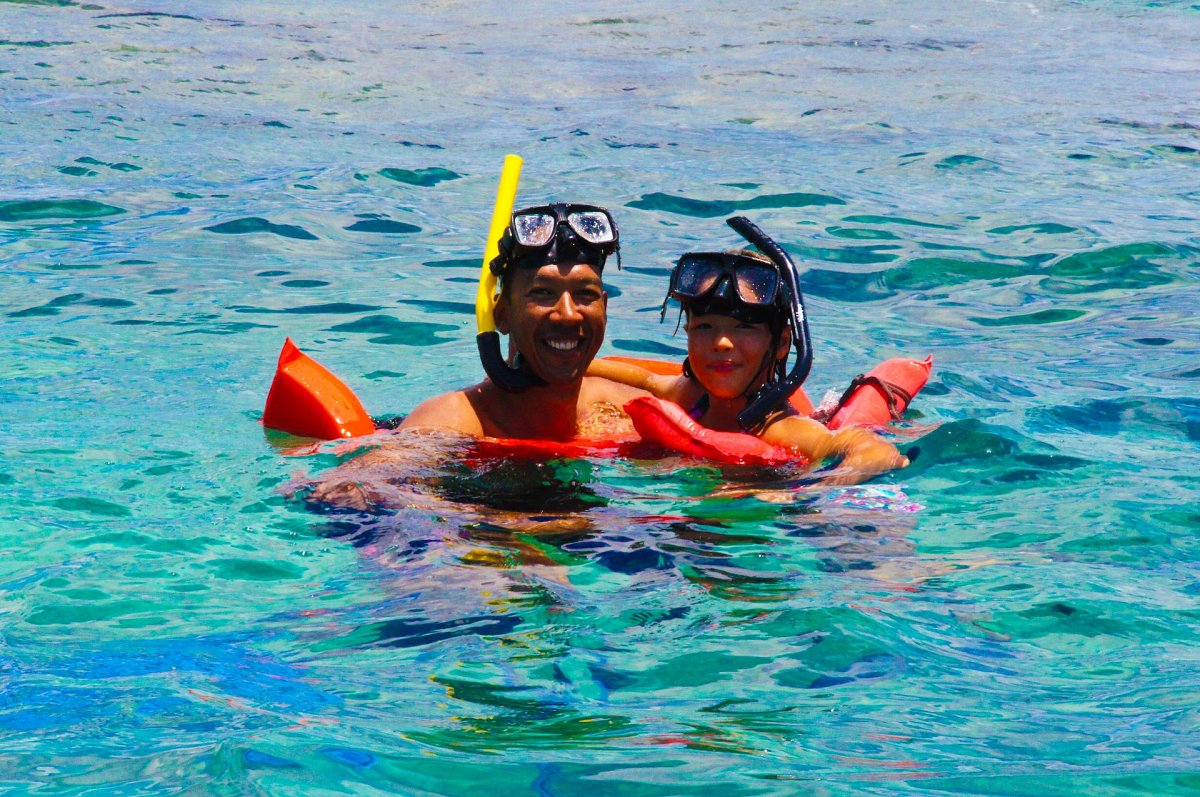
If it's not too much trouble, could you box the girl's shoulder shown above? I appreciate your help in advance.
[664,375,705,409]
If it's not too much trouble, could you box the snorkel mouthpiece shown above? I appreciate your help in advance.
[476,154,546,393]
[725,216,814,433]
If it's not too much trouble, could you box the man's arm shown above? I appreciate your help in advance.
[586,359,675,398]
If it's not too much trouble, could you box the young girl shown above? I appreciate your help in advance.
[589,248,908,482]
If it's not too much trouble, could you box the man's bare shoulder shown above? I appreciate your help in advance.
[399,386,486,436]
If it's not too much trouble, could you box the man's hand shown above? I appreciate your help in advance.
[305,477,384,511]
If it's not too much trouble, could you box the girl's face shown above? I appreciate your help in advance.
[685,313,779,400]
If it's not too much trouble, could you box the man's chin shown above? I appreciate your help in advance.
[526,356,592,387]
[528,345,598,386]
[534,367,587,387]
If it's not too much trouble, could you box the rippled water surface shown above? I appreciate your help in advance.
[3,0,1200,794]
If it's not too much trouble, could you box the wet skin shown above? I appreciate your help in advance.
[685,314,787,408]
[495,261,608,385]
[584,309,908,482]
[396,259,644,441]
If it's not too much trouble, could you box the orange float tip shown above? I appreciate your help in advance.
[825,355,933,431]
[262,337,376,439]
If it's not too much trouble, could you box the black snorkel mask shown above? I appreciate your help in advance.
[478,199,620,393]
[665,250,783,327]
[493,203,620,276]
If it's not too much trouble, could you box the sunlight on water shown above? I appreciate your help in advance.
[2,0,1199,794]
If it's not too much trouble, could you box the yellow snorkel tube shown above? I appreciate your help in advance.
[475,154,521,336]
[476,154,545,392]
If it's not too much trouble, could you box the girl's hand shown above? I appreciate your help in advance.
[823,436,909,485]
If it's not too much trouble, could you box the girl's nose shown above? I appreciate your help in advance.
[714,334,734,351]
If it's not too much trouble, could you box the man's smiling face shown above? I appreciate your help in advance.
[495,261,608,385]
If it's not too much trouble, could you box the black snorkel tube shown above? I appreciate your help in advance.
[726,215,814,433]
[475,154,546,393]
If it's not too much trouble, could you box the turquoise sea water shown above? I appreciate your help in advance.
[3,0,1200,793]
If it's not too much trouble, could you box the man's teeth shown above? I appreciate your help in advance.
[546,339,579,351]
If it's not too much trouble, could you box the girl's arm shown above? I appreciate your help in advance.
[761,416,908,484]
[586,358,677,398]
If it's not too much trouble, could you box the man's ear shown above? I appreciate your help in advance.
[494,292,511,334]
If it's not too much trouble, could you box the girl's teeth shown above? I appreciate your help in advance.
[547,339,579,351]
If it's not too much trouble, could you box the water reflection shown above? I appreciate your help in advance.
[291,431,935,666]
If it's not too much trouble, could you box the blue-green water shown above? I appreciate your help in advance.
[3,1,1200,793]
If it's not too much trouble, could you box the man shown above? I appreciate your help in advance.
[302,203,645,511]
[400,202,645,441]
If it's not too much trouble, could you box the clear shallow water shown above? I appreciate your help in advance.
[2,0,1199,793]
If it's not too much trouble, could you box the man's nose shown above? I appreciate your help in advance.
[551,291,582,321]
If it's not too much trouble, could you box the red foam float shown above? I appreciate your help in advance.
[824,356,933,431]
[625,355,932,465]
[623,396,799,466]
[262,338,375,439]
[471,435,638,460]
[262,339,931,463]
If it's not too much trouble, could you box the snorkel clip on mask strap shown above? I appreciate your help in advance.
[725,215,814,433]
[476,154,546,393]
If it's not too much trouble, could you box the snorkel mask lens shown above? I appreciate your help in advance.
[567,209,616,245]
[512,211,557,247]
[670,253,780,307]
